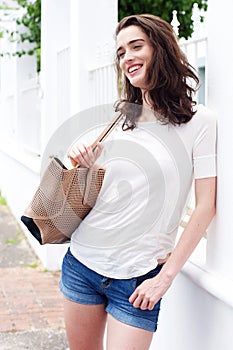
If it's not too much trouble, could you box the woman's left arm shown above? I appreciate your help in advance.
[129,177,217,310]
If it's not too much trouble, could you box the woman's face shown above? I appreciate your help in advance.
[116,25,154,90]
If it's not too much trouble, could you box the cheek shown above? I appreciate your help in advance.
[119,60,125,72]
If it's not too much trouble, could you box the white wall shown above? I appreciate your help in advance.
[153,265,233,350]
[205,0,233,280]
[40,0,71,151]
[150,0,233,348]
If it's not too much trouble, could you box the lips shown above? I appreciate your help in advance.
[128,64,142,73]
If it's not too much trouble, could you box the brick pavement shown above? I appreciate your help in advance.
[0,205,67,340]
[0,267,64,333]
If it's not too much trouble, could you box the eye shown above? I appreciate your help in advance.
[118,51,125,59]
[133,45,141,49]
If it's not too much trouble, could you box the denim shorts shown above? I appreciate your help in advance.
[60,248,163,332]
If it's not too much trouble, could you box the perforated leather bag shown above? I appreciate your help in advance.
[21,113,123,244]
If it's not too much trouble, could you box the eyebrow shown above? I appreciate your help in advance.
[116,38,145,54]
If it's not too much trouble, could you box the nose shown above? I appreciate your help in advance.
[123,49,134,62]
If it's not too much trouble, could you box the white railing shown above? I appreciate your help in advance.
[88,62,118,106]
[0,94,16,140]
[57,46,71,126]
[172,3,208,105]
[0,6,41,156]
[18,78,41,155]
[180,36,207,105]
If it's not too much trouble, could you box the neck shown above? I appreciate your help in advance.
[141,90,152,107]
[137,104,156,122]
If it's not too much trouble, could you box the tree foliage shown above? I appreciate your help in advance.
[118,0,208,39]
[0,0,41,71]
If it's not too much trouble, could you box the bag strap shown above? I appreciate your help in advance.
[91,112,124,152]
[68,111,124,167]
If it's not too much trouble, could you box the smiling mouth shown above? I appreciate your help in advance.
[128,65,142,73]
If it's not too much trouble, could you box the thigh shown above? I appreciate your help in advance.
[64,297,107,350]
[106,314,153,350]
[60,249,108,349]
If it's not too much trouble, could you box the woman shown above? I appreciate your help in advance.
[60,14,217,350]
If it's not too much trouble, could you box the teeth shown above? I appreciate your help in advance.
[129,65,141,73]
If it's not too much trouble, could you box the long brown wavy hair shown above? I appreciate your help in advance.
[115,14,199,129]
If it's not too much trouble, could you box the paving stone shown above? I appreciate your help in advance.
[0,329,69,350]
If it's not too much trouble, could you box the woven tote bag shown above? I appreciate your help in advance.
[21,112,123,244]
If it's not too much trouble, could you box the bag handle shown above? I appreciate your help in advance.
[91,112,124,152]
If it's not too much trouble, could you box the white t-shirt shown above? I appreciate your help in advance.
[70,105,217,279]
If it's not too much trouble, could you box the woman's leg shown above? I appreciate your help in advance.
[106,314,153,350]
[63,297,107,350]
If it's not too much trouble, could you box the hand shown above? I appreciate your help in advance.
[68,142,103,168]
[129,273,173,311]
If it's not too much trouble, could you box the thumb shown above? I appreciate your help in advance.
[94,142,103,158]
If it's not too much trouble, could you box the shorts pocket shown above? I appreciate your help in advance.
[135,264,164,288]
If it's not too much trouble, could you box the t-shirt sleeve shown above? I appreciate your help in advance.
[192,110,217,179]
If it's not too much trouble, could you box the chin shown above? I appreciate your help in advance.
[129,80,143,89]
[129,78,146,90]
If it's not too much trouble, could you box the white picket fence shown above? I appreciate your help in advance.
[88,62,117,106]
[18,76,41,154]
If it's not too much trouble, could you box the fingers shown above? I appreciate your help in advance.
[128,290,138,305]
[134,295,150,310]
[129,288,147,309]
[129,277,165,311]
[129,288,158,311]
[94,142,103,158]
[129,290,153,310]
[68,142,103,168]
[69,143,93,168]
